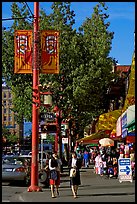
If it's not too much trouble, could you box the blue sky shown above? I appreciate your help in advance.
[2,2,135,65]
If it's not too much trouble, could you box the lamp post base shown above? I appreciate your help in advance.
[27,185,42,192]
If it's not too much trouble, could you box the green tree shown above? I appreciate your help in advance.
[2,127,18,145]
[2,2,118,140]
[2,2,33,123]
[70,2,117,136]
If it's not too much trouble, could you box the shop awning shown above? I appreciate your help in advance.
[95,109,122,132]
[77,130,111,144]
[78,139,99,145]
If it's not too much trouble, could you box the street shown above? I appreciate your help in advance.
[2,183,26,202]
[2,166,135,202]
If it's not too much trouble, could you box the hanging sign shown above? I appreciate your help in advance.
[118,158,133,183]
[41,30,59,74]
[14,30,33,73]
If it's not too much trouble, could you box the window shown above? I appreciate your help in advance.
[4,109,6,114]
[4,93,6,98]
[8,100,12,106]
[9,92,11,98]
[9,109,12,114]
[3,101,6,106]
[4,116,7,121]
[9,116,12,122]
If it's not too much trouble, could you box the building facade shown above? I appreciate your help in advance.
[2,85,20,137]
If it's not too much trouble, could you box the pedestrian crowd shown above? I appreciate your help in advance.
[39,143,135,199]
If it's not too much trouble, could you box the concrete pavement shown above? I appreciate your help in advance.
[10,165,135,202]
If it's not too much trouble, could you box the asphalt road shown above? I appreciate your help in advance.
[2,182,26,202]
[2,166,135,202]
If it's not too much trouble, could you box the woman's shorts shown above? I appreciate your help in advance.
[50,171,60,185]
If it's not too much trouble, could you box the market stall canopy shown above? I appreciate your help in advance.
[95,109,122,132]
[99,138,114,147]
[77,130,111,144]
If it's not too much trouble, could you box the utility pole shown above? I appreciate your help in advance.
[28,2,42,192]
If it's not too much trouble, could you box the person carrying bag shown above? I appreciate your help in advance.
[68,152,82,198]
[70,167,77,178]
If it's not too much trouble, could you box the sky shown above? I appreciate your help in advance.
[2,2,135,65]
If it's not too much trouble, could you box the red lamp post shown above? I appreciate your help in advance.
[28,2,42,192]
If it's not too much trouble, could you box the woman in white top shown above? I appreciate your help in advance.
[49,152,62,198]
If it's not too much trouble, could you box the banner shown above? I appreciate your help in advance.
[41,30,59,74]
[121,111,127,138]
[14,30,32,73]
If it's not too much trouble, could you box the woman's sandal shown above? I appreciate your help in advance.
[52,195,56,198]
[56,191,59,196]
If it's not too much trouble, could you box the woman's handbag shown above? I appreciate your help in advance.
[70,168,76,177]
[50,170,57,180]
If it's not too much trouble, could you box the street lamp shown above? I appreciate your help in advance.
[39,90,52,170]
[41,91,52,107]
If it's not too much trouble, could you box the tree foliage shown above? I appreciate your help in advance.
[2,127,18,144]
[2,2,117,137]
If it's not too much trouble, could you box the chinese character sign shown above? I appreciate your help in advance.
[14,30,32,73]
[41,30,59,74]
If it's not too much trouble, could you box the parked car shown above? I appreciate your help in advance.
[28,151,50,166]
[2,155,31,186]
[20,150,31,156]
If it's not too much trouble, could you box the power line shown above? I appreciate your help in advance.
[24,2,34,18]
[2,16,33,21]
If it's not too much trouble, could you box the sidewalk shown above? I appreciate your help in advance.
[11,165,135,202]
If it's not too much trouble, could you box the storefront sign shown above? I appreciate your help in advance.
[118,158,133,183]
[121,112,127,138]
[40,112,56,121]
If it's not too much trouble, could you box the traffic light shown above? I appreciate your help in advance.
[32,86,40,107]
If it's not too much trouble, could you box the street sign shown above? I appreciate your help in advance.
[41,133,47,139]
[62,138,68,144]
[61,123,68,136]
[40,112,56,121]
[61,124,66,136]
[118,158,133,183]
